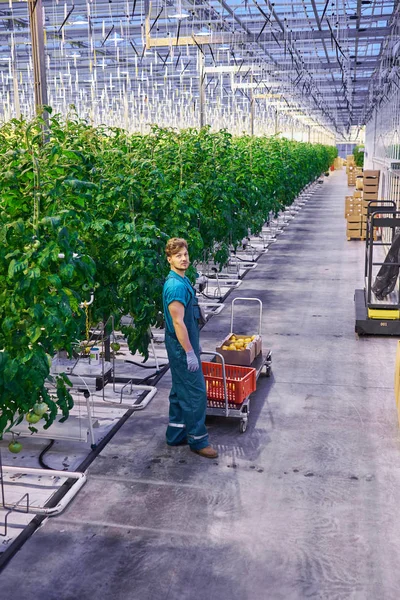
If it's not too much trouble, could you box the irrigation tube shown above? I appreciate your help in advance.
[0,365,169,572]
[2,467,87,516]
[127,385,157,410]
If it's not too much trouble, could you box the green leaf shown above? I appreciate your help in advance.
[8,259,16,278]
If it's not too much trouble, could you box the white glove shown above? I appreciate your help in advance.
[186,350,199,372]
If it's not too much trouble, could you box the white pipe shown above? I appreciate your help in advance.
[129,385,157,410]
[149,334,160,372]
[2,467,87,516]
[102,384,157,410]
[79,293,94,308]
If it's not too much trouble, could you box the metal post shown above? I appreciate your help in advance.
[250,74,254,136]
[199,48,205,129]
[11,63,20,119]
[274,109,278,135]
[10,34,20,119]
[28,0,48,120]
[144,0,151,50]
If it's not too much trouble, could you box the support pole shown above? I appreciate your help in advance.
[28,0,48,120]
[250,74,254,136]
[274,109,278,135]
[10,34,20,119]
[198,48,205,129]
[144,0,151,50]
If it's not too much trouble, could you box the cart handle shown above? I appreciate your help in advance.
[200,351,229,417]
[230,297,262,335]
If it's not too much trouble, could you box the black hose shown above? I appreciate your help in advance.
[231,254,253,263]
[200,291,223,300]
[38,439,55,470]
[35,361,165,471]
[124,360,168,369]
[0,364,170,573]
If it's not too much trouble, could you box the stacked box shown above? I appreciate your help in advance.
[345,195,362,218]
[347,164,356,186]
[345,191,378,240]
[363,170,380,201]
[355,176,363,190]
[334,157,343,170]
[345,191,363,238]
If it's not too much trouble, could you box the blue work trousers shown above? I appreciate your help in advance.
[165,332,209,451]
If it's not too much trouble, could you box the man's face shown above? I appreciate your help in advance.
[168,247,190,273]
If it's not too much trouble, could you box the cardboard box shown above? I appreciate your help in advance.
[363,190,378,201]
[334,157,342,170]
[353,190,362,198]
[347,215,362,223]
[345,204,362,217]
[363,170,380,179]
[364,184,379,194]
[347,225,362,234]
[216,333,262,367]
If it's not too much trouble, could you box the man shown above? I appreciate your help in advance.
[163,238,218,459]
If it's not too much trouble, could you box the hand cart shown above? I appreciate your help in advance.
[201,297,272,433]
[355,207,400,335]
[230,297,272,378]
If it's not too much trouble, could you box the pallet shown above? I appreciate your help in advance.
[347,234,377,241]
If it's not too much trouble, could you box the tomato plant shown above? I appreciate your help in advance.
[0,110,336,437]
[8,439,23,453]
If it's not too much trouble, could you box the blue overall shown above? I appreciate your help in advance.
[163,271,209,450]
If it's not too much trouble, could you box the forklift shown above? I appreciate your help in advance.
[355,201,400,335]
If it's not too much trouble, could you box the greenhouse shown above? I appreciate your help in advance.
[1,0,400,598]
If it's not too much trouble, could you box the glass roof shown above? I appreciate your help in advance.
[0,0,398,136]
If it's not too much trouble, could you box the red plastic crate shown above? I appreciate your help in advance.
[202,361,257,405]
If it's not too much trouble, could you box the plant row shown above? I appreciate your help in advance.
[0,110,337,435]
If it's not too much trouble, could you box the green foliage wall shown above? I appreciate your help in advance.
[353,145,365,167]
[0,112,337,435]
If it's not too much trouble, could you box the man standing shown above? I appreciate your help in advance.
[163,238,218,459]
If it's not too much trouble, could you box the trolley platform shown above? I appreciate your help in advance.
[355,208,400,336]
[202,297,272,432]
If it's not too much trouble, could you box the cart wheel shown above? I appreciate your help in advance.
[239,419,248,433]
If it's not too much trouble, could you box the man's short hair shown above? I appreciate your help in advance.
[165,238,188,257]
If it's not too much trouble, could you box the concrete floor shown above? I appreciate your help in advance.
[3,170,400,600]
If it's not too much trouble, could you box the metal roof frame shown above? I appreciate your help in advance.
[0,0,398,136]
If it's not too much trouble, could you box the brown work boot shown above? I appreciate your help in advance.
[190,445,218,459]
